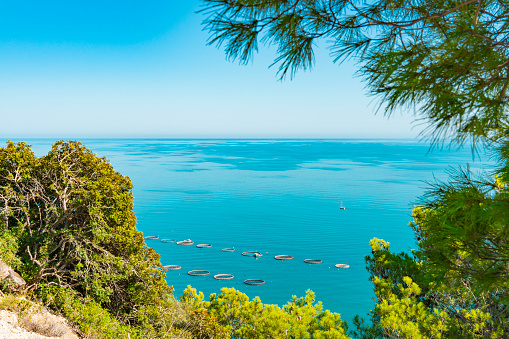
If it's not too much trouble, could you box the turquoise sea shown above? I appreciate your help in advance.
[15,139,494,323]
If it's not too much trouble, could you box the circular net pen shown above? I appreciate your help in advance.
[304,259,322,264]
[222,248,235,252]
[163,265,181,271]
[244,279,265,285]
[196,244,212,248]
[177,240,194,245]
[161,239,176,243]
[144,236,159,240]
[188,270,210,276]
[214,274,234,280]
[335,264,350,269]
[242,251,262,257]
[274,255,294,261]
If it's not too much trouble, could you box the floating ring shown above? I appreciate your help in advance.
[222,248,235,252]
[242,251,262,257]
[144,236,159,240]
[163,265,181,270]
[335,264,350,269]
[161,239,176,243]
[177,240,194,245]
[244,279,265,285]
[188,270,210,276]
[214,274,234,280]
[196,244,212,248]
[274,255,294,261]
[304,259,322,264]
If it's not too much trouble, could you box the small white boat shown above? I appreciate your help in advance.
[340,201,345,210]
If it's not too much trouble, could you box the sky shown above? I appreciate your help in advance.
[0,0,419,139]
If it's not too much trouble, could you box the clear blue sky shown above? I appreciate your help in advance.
[0,0,419,138]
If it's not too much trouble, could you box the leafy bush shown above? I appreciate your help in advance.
[181,286,350,338]
[352,143,509,338]
[0,140,187,337]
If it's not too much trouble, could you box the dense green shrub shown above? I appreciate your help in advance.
[181,286,350,338]
[0,140,187,337]
[351,143,509,338]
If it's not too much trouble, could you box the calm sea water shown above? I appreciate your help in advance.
[11,139,494,323]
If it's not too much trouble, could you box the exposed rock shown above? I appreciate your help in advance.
[0,308,79,339]
[0,260,9,280]
[0,292,79,339]
[0,259,26,292]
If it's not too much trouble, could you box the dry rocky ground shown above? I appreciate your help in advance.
[0,301,78,339]
[0,260,79,338]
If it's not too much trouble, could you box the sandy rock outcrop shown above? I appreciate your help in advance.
[0,260,26,292]
[0,308,78,339]
[0,260,78,338]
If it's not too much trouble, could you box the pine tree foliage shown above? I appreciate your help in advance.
[413,141,509,294]
[201,0,509,144]
[352,239,504,338]
[181,286,350,338]
[351,142,509,338]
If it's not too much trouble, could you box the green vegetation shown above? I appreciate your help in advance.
[201,0,509,145]
[181,286,349,338]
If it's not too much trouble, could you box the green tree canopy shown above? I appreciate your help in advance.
[345,141,509,338]
[201,0,509,144]
[0,141,168,307]
[181,286,350,338]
